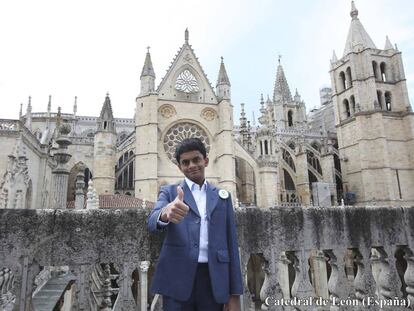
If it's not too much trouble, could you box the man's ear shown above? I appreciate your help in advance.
[177,162,183,173]
[205,157,209,167]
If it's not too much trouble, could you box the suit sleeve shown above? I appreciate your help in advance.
[226,194,244,295]
[147,186,172,233]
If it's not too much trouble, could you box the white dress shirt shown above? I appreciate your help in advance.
[185,177,208,263]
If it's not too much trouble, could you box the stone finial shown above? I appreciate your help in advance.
[92,188,99,209]
[73,96,77,116]
[331,50,338,63]
[384,35,394,50]
[142,198,147,209]
[234,197,239,209]
[350,1,358,19]
[185,28,189,44]
[47,95,52,113]
[341,198,345,207]
[19,103,23,119]
[86,181,94,209]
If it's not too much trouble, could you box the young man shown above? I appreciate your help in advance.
[148,138,243,311]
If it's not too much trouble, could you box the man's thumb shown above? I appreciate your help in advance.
[176,186,184,201]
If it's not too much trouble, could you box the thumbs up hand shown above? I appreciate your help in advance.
[160,186,190,224]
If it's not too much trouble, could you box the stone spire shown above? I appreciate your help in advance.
[139,47,156,96]
[273,61,292,103]
[384,35,394,50]
[25,96,32,131]
[331,50,338,63]
[47,95,52,114]
[217,57,230,86]
[343,1,376,56]
[73,96,77,116]
[258,94,269,126]
[216,57,231,100]
[239,103,248,147]
[97,93,116,133]
[140,47,155,78]
[19,103,23,120]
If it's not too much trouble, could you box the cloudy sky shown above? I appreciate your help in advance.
[1,0,413,123]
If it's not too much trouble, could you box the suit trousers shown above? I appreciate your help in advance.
[162,263,223,311]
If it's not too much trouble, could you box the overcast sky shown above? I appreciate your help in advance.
[1,0,413,123]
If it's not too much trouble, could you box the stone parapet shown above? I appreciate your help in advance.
[1,206,414,310]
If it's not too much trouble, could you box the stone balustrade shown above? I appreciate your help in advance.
[1,206,414,310]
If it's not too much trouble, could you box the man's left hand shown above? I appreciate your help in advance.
[223,295,240,311]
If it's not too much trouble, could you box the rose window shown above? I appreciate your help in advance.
[175,70,200,93]
[163,122,210,163]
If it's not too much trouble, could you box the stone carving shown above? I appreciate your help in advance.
[0,139,32,209]
[175,70,199,93]
[200,108,216,121]
[158,104,176,119]
[163,122,210,163]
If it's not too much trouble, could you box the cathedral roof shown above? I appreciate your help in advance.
[273,62,292,103]
[217,57,230,86]
[66,194,154,209]
[140,48,155,78]
[343,1,376,56]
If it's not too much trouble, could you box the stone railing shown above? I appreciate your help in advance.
[0,206,414,310]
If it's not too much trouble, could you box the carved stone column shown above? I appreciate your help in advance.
[52,135,72,209]
[290,250,315,305]
[70,264,93,311]
[325,249,351,311]
[403,248,414,307]
[139,261,150,311]
[75,171,85,210]
[353,248,376,303]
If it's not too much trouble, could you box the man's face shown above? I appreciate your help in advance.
[178,150,209,185]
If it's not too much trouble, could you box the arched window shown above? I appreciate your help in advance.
[264,140,269,155]
[283,169,295,190]
[380,62,387,82]
[339,71,347,91]
[103,121,108,130]
[288,110,293,127]
[346,67,353,87]
[372,61,378,79]
[350,95,356,115]
[282,148,296,172]
[343,99,351,118]
[307,151,323,175]
[377,90,383,109]
[385,91,392,111]
[260,141,263,155]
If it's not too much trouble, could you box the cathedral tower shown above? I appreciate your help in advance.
[330,2,414,204]
[93,94,117,195]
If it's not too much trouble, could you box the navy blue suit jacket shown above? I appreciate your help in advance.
[147,181,243,303]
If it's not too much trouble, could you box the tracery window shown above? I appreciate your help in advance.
[307,151,323,175]
[163,122,210,163]
[175,70,200,93]
[282,148,296,172]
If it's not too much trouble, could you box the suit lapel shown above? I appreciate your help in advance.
[181,181,200,217]
[206,183,219,220]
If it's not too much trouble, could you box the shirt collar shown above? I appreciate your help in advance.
[185,177,207,192]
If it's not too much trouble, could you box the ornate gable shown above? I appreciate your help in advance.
[157,30,217,104]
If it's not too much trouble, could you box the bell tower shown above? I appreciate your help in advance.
[330,1,414,205]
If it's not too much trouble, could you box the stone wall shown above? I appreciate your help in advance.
[1,206,414,310]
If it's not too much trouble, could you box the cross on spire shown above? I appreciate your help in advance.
[146,46,150,53]
[278,54,282,65]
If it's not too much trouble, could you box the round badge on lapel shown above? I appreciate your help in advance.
[219,189,229,199]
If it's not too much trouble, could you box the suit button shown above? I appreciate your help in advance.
[195,218,200,224]
[194,243,198,248]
